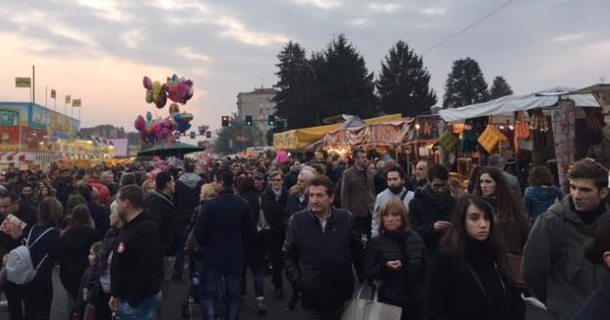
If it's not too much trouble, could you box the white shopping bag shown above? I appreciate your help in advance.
[341,283,374,320]
[362,289,402,320]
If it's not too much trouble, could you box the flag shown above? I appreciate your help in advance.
[51,89,56,99]
[72,99,82,107]
[65,95,71,104]
[15,77,31,88]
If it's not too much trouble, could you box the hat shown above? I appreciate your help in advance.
[253,172,265,180]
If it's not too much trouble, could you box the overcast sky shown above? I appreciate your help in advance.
[0,0,608,133]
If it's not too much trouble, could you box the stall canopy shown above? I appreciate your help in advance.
[273,113,402,150]
[439,86,601,122]
[138,142,204,159]
[577,83,610,113]
[318,119,413,149]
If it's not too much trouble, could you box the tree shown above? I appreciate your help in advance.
[376,41,437,117]
[443,57,490,108]
[213,113,258,155]
[319,34,379,120]
[490,76,514,99]
[272,41,318,129]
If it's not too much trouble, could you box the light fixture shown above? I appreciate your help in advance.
[415,123,421,130]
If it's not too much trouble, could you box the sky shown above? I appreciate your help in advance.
[0,0,608,134]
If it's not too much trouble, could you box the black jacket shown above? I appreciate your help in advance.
[260,187,288,231]
[60,226,99,298]
[424,246,525,320]
[110,212,163,307]
[283,208,363,311]
[409,186,455,255]
[283,192,308,227]
[284,171,299,190]
[239,190,266,267]
[89,203,109,238]
[144,191,176,256]
[365,230,428,318]
[194,188,255,264]
[0,202,37,257]
[571,275,610,320]
[174,173,204,224]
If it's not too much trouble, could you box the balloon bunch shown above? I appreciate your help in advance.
[143,74,194,109]
[134,104,195,144]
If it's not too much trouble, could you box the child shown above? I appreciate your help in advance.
[71,242,102,320]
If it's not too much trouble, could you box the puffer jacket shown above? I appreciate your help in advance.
[144,190,176,256]
[523,185,563,224]
[365,230,428,319]
[523,196,610,319]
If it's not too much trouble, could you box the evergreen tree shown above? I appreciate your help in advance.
[377,41,437,117]
[318,34,379,120]
[272,41,318,129]
[443,57,490,108]
[490,76,514,99]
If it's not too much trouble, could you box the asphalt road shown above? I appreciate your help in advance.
[0,266,555,320]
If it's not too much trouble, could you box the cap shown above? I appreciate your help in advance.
[253,172,265,180]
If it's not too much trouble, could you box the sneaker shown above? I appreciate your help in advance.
[0,300,7,309]
[256,298,267,315]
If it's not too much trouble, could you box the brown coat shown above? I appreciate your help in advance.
[340,166,375,218]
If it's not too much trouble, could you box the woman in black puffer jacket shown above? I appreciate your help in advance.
[365,198,428,320]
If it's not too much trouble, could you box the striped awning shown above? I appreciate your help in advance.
[0,152,63,162]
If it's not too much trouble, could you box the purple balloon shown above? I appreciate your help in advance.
[143,76,152,90]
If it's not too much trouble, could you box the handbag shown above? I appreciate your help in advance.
[341,283,374,320]
[362,288,402,320]
[84,303,96,320]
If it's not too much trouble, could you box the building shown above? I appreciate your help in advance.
[236,88,279,146]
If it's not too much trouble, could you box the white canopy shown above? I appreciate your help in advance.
[439,86,601,122]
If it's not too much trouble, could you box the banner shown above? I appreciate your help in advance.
[15,78,31,88]
[72,99,81,107]
[0,108,20,126]
[50,89,56,99]
[65,95,71,104]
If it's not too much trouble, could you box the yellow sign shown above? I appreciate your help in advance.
[72,99,82,107]
[15,77,31,88]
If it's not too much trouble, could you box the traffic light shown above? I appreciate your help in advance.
[245,115,253,127]
[268,115,276,127]
[221,116,229,127]
[190,131,196,139]
[205,131,212,139]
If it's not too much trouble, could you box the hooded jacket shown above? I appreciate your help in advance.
[174,172,204,224]
[523,185,563,223]
[409,185,455,255]
[144,190,176,256]
[523,196,610,319]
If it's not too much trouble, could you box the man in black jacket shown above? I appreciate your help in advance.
[143,171,176,291]
[110,185,163,320]
[283,175,363,320]
[261,170,289,300]
[409,164,455,256]
[173,163,203,281]
[284,160,301,190]
[195,169,255,320]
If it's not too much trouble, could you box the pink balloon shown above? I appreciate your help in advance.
[134,115,145,132]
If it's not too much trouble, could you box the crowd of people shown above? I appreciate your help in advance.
[0,150,608,320]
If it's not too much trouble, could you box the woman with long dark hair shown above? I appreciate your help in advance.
[60,204,99,313]
[424,195,525,320]
[474,167,530,255]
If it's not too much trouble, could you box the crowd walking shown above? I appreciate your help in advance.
[0,151,609,320]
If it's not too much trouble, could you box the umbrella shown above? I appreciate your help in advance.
[138,142,204,159]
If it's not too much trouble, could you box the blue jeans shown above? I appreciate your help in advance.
[242,265,265,298]
[116,291,162,320]
[173,224,188,277]
[199,261,243,320]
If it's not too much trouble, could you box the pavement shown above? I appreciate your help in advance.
[0,266,555,320]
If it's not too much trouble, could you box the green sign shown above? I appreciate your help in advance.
[0,108,20,126]
[15,77,31,88]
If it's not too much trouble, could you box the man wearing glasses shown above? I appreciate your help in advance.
[409,164,456,256]
[260,170,289,300]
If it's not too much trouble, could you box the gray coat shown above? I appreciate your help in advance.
[523,196,610,319]
[340,166,375,218]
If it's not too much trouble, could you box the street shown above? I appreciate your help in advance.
[0,266,555,320]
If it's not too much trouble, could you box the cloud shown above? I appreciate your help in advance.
[290,0,342,10]
[122,30,144,49]
[10,11,98,48]
[215,16,289,46]
[74,0,132,22]
[349,19,368,26]
[177,46,212,62]
[551,32,586,43]
[368,3,402,14]
[421,7,447,16]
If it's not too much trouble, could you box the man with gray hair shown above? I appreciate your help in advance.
[487,154,522,199]
[282,169,314,310]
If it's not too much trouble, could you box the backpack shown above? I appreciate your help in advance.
[6,226,55,285]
